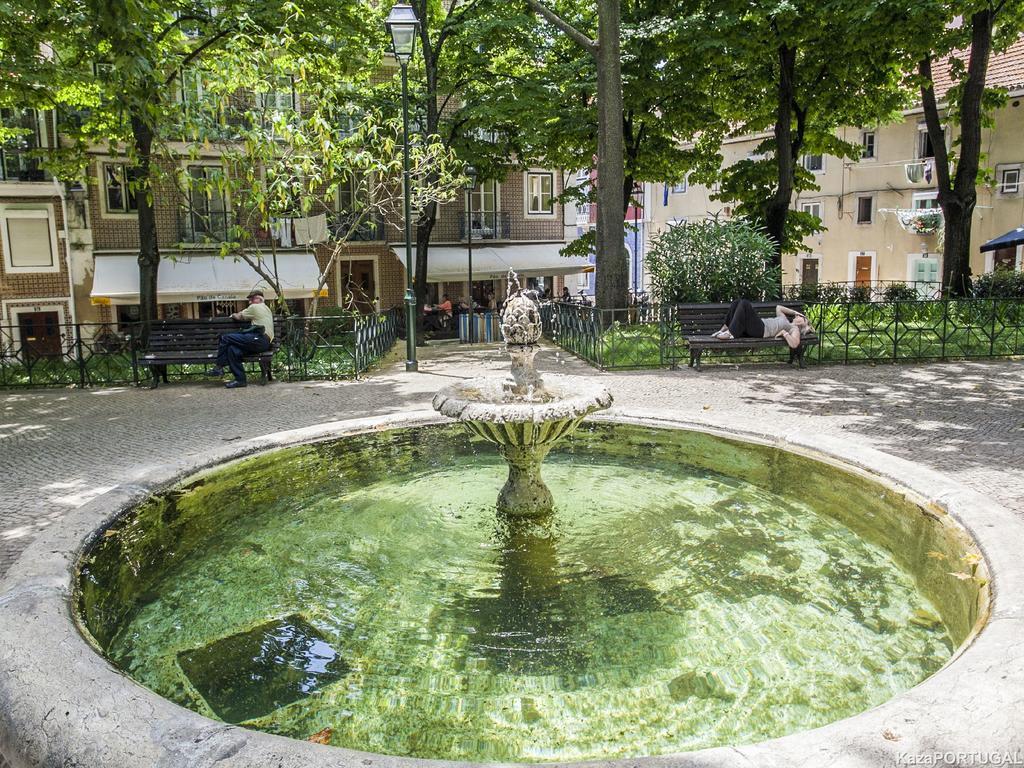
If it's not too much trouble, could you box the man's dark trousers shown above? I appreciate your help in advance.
[215,331,271,383]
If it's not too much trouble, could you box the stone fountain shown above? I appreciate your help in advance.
[432,272,612,516]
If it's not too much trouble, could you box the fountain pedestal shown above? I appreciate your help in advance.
[433,277,611,517]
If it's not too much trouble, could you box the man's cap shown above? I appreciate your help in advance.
[247,289,265,298]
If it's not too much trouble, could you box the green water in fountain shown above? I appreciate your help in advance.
[78,424,963,763]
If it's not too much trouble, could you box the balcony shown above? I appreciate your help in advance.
[430,211,550,243]
[179,210,233,244]
[330,212,386,242]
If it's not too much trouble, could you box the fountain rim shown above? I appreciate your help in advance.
[0,408,1018,768]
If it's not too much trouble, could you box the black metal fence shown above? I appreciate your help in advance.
[541,298,1024,370]
[0,309,401,389]
[540,302,666,370]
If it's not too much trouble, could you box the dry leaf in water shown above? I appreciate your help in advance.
[308,727,333,744]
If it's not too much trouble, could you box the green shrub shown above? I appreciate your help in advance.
[647,219,780,303]
[973,270,1024,298]
[882,283,921,302]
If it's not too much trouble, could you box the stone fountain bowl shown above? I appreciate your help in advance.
[431,374,612,429]
[432,374,612,516]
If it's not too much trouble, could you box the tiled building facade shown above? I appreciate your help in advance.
[647,40,1024,294]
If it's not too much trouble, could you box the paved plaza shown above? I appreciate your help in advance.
[1,344,1021,578]
[1,345,1023,768]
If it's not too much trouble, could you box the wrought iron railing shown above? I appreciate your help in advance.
[330,212,386,242]
[0,310,400,389]
[0,323,141,388]
[280,309,400,380]
[540,302,666,370]
[540,298,1024,371]
[782,281,942,303]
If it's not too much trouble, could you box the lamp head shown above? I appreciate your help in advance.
[385,4,419,63]
[463,164,477,191]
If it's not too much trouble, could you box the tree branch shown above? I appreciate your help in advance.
[918,56,952,193]
[167,27,236,85]
[525,0,597,54]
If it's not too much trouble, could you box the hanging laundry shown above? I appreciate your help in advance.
[306,213,328,244]
[924,159,934,183]
[271,217,293,248]
[293,216,311,246]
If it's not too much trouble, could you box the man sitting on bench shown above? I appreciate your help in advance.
[207,289,274,389]
[712,299,812,349]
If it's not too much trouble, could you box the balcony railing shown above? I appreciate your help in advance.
[428,210,565,243]
[330,212,386,242]
[180,210,233,244]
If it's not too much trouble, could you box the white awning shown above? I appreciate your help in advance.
[90,253,322,305]
[392,243,592,282]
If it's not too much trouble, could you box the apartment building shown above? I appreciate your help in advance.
[0,108,82,357]
[1,93,587,349]
[649,39,1024,293]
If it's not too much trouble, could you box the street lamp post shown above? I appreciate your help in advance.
[386,3,421,372]
[463,165,477,343]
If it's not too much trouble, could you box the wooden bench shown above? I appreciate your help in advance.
[677,302,818,370]
[139,317,285,389]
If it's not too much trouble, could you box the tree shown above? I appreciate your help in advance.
[706,0,912,264]
[3,0,364,339]
[522,0,629,309]
[179,66,465,317]
[914,4,1024,297]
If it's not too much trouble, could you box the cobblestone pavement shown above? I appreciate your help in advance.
[2,344,1022,579]
[1,345,1022,766]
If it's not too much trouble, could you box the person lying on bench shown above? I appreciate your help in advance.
[207,289,274,389]
[711,299,813,349]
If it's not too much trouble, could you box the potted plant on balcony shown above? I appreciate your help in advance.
[897,209,943,235]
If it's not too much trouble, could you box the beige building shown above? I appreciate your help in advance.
[648,39,1024,293]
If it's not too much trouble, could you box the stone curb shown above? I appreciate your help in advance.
[1,410,1022,768]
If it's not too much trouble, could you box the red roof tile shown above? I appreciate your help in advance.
[929,35,1024,96]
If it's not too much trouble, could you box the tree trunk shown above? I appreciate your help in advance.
[131,114,160,344]
[920,10,992,297]
[593,0,628,310]
[414,201,437,339]
[764,43,797,268]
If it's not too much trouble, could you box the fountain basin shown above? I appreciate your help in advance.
[433,374,612,516]
[0,412,1018,768]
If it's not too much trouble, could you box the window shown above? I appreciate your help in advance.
[671,177,687,194]
[469,179,498,215]
[1,206,58,272]
[997,166,1021,195]
[861,131,876,160]
[916,126,942,159]
[856,196,873,224]
[800,201,823,221]
[1,108,44,180]
[802,154,824,173]
[102,163,139,214]
[526,172,554,214]
[256,75,296,112]
[473,128,498,143]
[178,69,206,106]
[183,165,229,242]
[912,191,939,210]
[336,172,369,214]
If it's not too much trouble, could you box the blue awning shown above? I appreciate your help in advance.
[980,227,1024,253]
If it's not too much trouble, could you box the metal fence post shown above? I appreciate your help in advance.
[893,301,900,361]
[941,300,948,361]
[74,324,86,388]
[990,298,997,357]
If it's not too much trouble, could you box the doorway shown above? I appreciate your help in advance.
[800,257,820,285]
[850,252,875,286]
[17,311,62,358]
[340,260,376,313]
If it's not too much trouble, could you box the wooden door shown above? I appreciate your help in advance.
[800,259,819,285]
[854,255,873,286]
[18,311,61,358]
[341,260,376,313]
